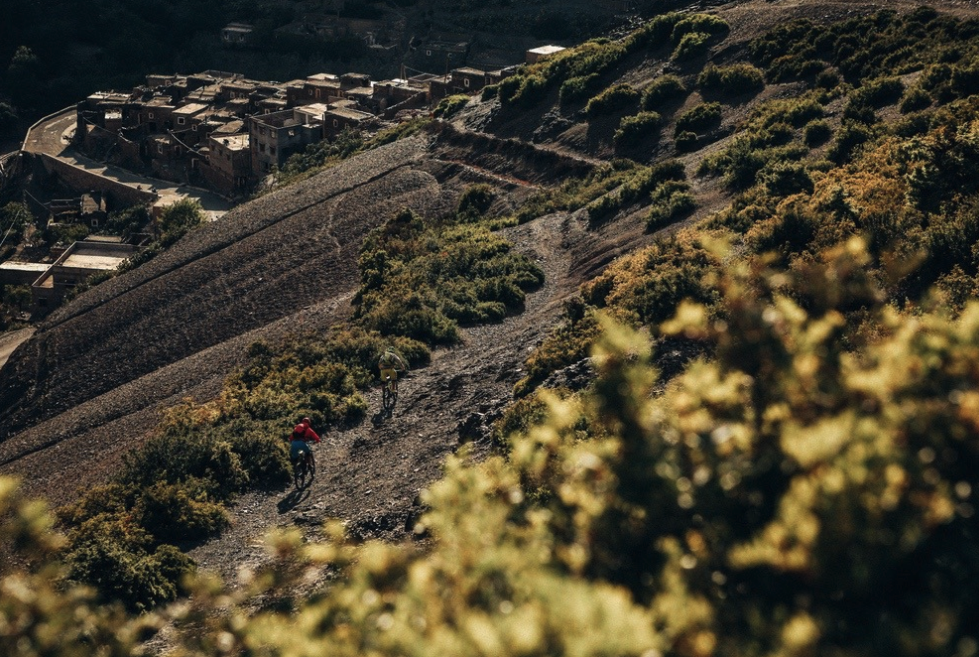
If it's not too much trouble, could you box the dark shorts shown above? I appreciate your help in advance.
[290,440,311,461]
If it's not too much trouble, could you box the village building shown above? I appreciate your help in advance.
[248,109,324,174]
[31,240,140,311]
[221,22,255,47]
[204,133,251,197]
[526,45,566,64]
[0,261,51,287]
[323,107,374,138]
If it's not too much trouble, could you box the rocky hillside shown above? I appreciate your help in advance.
[7,1,979,653]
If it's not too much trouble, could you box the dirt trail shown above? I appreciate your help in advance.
[188,208,589,578]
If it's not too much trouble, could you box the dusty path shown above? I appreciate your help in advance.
[0,328,34,370]
[189,208,588,578]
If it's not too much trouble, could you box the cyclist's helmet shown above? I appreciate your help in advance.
[301,416,311,426]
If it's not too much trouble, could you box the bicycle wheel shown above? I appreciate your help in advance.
[294,459,307,489]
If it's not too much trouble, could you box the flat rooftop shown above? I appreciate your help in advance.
[61,253,129,270]
[0,262,50,273]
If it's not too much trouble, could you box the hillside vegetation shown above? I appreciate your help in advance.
[6,3,979,656]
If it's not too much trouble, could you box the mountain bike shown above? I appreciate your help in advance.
[381,373,399,414]
[292,448,315,489]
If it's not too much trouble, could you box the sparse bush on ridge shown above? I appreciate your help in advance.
[671,31,712,62]
[585,83,640,118]
[697,62,765,97]
[433,94,469,118]
[614,111,661,145]
[641,74,687,110]
[674,102,722,135]
[559,73,602,105]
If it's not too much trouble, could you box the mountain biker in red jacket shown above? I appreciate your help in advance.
[288,417,320,472]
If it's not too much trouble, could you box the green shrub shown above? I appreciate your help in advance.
[671,14,729,44]
[456,184,496,221]
[671,31,711,61]
[900,86,932,113]
[804,119,833,147]
[133,482,229,543]
[674,102,722,135]
[433,94,469,118]
[757,159,814,196]
[614,111,661,145]
[623,12,684,53]
[585,83,640,118]
[103,204,150,238]
[480,83,498,101]
[815,69,842,89]
[62,514,194,611]
[697,63,765,97]
[586,160,687,223]
[827,120,874,162]
[674,131,698,152]
[645,181,696,231]
[356,209,544,343]
[559,74,602,105]
[641,74,687,110]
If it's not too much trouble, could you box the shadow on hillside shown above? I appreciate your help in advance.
[277,486,311,513]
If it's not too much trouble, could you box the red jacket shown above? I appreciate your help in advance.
[291,423,320,443]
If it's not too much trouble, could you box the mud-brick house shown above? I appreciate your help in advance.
[341,85,376,112]
[221,22,254,47]
[171,103,210,137]
[373,78,428,116]
[0,261,50,287]
[204,133,251,197]
[291,77,342,105]
[323,107,374,138]
[526,45,566,64]
[248,108,325,175]
[31,239,139,312]
[450,67,487,93]
[136,96,176,131]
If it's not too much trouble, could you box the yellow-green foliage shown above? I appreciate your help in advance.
[749,8,979,86]
[8,239,979,655]
[433,94,469,118]
[697,94,821,189]
[641,74,687,111]
[355,206,544,344]
[697,63,765,97]
[0,478,152,657]
[645,180,696,231]
[586,159,687,223]
[516,232,714,394]
[614,110,661,145]
[674,102,722,135]
[584,83,640,118]
[497,13,721,109]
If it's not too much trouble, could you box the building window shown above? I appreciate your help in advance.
[288,129,296,136]
[158,144,164,154]
[260,127,266,135]
[333,119,339,127]
[177,117,185,125]
[426,50,432,56]
[259,143,265,153]
[192,124,198,131]
[464,78,470,87]
[148,112,155,119]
